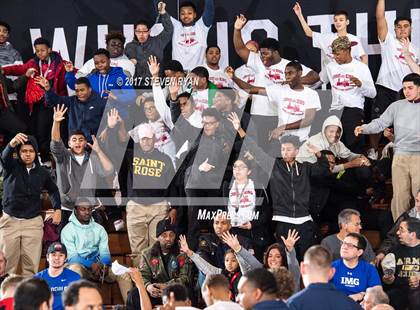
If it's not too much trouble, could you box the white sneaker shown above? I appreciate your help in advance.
[367,148,378,161]
[114,219,126,231]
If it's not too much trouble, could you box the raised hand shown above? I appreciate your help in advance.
[225,66,235,79]
[400,37,410,54]
[87,135,101,153]
[64,61,74,72]
[221,231,242,252]
[179,235,193,257]
[281,229,300,252]
[168,77,180,97]
[227,112,241,132]
[128,267,143,286]
[34,76,50,91]
[158,1,166,14]
[199,158,215,172]
[148,55,160,77]
[234,14,247,30]
[293,2,303,16]
[107,108,120,128]
[53,104,68,123]
[9,133,28,148]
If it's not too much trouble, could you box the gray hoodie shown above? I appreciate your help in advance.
[298,115,360,172]
[51,139,114,210]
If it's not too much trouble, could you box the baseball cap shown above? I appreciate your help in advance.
[47,242,67,256]
[137,123,155,139]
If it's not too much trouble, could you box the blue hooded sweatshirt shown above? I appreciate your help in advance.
[60,210,111,267]
[65,66,136,119]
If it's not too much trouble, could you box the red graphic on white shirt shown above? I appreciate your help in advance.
[179,31,198,47]
[282,97,305,116]
[395,47,417,65]
[209,76,230,88]
[265,68,284,83]
[230,190,254,207]
[332,73,356,91]
[245,74,255,84]
[194,99,209,112]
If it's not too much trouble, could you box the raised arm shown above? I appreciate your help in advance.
[87,135,114,174]
[221,232,263,274]
[179,235,221,275]
[149,55,174,129]
[226,67,266,95]
[156,2,174,46]
[233,15,251,63]
[1,133,28,172]
[227,112,275,175]
[202,0,215,27]
[401,38,420,74]
[376,0,388,42]
[129,268,153,310]
[293,2,313,38]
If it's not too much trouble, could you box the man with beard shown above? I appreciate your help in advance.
[203,45,232,88]
[60,199,132,304]
[77,31,135,78]
[34,242,80,310]
[126,219,192,310]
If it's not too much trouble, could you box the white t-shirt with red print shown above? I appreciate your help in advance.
[266,85,321,142]
[228,179,256,227]
[171,17,210,71]
[320,59,376,111]
[312,32,366,68]
[247,52,312,116]
[203,64,233,88]
[191,88,210,112]
[376,31,420,91]
[234,64,256,108]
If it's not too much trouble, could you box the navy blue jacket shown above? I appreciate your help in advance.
[253,300,288,310]
[45,89,106,142]
[1,136,61,219]
[287,283,362,310]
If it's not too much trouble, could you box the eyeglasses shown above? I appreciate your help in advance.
[341,242,360,250]
[233,165,248,170]
[202,121,218,126]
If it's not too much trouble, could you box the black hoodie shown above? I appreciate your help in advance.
[0,135,61,218]
[243,138,330,218]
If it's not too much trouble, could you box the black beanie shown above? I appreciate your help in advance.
[156,219,176,238]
